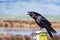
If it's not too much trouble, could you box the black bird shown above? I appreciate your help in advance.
[27,11,56,38]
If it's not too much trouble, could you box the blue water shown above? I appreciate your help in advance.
[0,15,60,20]
[0,28,60,35]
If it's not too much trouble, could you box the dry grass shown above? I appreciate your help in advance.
[49,35,60,40]
[0,33,60,40]
[0,20,60,40]
[0,33,32,40]
[0,20,60,28]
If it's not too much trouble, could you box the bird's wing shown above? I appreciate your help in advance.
[36,16,41,23]
[36,16,51,25]
[41,18,51,25]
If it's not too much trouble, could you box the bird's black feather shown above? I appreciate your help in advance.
[28,11,57,38]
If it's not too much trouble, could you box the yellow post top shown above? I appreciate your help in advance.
[33,31,48,40]
[39,32,48,40]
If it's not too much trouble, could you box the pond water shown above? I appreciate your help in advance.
[0,28,60,35]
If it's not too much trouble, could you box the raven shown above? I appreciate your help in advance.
[27,11,56,38]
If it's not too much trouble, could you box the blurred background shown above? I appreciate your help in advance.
[0,0,60,20]
[0,0,60,40]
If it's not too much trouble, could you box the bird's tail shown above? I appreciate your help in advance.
[45,27,53,38]
[49,26,57,33]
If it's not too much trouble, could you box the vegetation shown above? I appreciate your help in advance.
[0,20,60,28]
[0,33,60,40]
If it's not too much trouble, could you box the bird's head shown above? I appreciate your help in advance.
[27,11,37,19]
[27,11,42,19]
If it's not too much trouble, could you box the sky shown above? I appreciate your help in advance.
[0,0,60,16]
